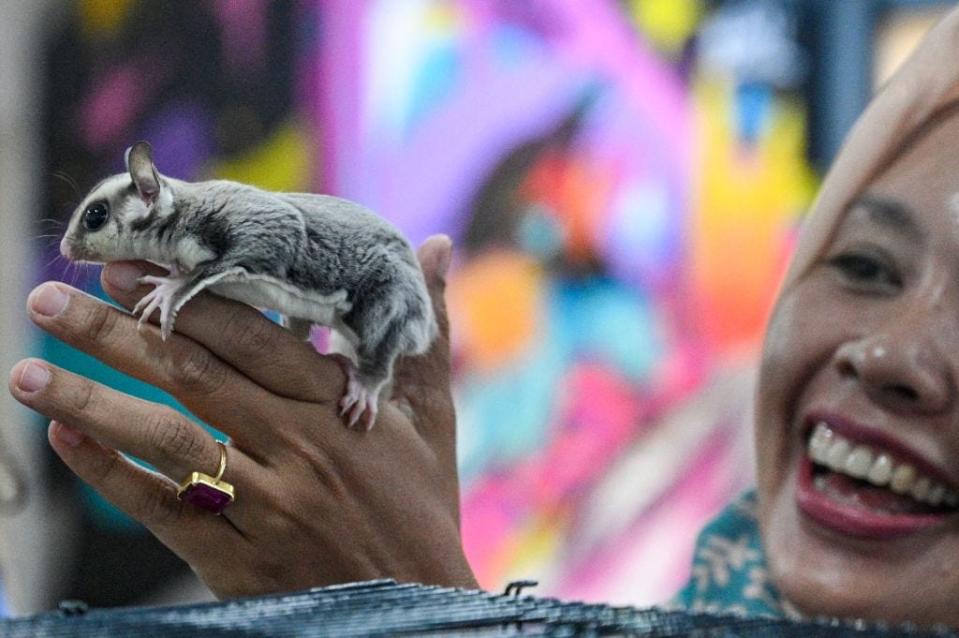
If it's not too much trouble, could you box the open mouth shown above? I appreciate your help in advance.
[797,420,959,539]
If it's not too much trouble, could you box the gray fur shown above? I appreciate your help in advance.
[61,144,437,428]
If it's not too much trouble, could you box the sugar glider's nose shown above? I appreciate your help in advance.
[59,236,71,259]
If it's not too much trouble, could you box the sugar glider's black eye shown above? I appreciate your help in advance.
[82,202,109,231]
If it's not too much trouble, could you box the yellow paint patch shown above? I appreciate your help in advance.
[688,77,815,353]
[79,0,135,37]
[501,511,566,585]
[630,0,703,54]
[208,120,313,192]
[426,1,459,32]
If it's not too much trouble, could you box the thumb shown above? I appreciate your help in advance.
[390,235,456,434]
[417,234,452,340]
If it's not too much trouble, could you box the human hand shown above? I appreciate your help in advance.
[8,235,477,598]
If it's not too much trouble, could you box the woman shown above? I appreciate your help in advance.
[10,5,959,627]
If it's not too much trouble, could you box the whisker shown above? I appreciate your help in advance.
[62,260,75,285]
[70,262,82,288]
[38,238,62,254]
[41,254,58,271]
[52,171,82,200]
[40,253,65,279]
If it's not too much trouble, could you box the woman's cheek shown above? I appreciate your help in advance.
[754,280,846,498]
[755,292,806,486]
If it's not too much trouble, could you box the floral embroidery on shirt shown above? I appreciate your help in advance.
[671,491,786,618]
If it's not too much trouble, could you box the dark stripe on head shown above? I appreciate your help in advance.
[153,206,181,242]
[128,207,158,232]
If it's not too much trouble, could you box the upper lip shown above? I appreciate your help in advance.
[804,411,959,491]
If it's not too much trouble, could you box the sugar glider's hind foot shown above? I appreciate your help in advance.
[337,361,384,431]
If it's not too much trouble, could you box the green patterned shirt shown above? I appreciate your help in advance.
[672,491,792,617]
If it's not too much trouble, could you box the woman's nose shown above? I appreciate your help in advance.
[834,328,952,415]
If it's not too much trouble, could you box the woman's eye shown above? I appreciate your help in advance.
[830,252,901,289]
[82,202,109,231]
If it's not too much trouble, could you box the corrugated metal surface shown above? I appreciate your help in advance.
[0,580,953,637]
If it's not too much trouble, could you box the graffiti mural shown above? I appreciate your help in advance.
[36,0,812,607]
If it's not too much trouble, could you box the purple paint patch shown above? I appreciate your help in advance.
[81,64,146,149]
[211,0,268,73]
[138,101,213,179]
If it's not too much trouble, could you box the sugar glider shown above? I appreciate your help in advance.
[60,141,437,430]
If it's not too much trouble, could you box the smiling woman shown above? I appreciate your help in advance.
[754,14,959,621]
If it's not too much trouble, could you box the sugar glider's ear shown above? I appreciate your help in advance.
[125,141,161,205]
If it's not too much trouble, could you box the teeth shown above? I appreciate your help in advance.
[844,446,873,478]
[807,422,958,510]
[928,484,945,507]
[867,454,893,486]
[825,438,852,471]
[809,425,834,464]
[890,464,916,494]
[911,476,931,501]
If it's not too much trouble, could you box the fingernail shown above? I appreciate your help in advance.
[52,421,83,447]
[18,362,50,393]
[28,283,69,317]
[103,262,143,292]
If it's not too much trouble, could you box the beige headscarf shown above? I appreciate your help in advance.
[783,6,959,288]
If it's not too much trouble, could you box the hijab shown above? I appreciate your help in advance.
[782,7,959,289]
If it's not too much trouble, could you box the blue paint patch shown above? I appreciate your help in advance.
[552,277,661,382]
[735,81,771,145]
[405,44,459,135]
[491,23,543,68]
[457,276,661,483]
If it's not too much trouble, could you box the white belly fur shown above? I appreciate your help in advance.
[209,272,351,327]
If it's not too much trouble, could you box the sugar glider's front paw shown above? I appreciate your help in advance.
[337,363,382,431]
[133,274,188,340]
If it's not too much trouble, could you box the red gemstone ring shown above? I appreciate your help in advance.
[176,441,235,514]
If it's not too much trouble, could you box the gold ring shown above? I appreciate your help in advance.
[176,441,235,514]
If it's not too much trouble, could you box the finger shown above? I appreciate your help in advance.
[390,235,456,435]
[46,420,236,562]
[101,261,346,404]
[25,282,282,447]
[15,361,263,528]
[12,358,225,483]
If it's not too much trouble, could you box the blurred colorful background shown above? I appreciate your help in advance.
[0,0,947,616]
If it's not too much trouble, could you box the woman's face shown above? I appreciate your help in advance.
[756,111,959,626]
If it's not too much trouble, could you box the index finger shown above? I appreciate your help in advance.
[101,261,346,405]
[26,282,281,447]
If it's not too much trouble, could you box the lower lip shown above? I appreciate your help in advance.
[796,456,946,540]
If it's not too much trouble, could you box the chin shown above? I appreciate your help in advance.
[757,422,959,628]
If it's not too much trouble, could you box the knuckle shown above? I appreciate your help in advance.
[167,345,226,394]
[224,311,278,358]
[131,483,177,527]
[82,302,119,344]
[147,410,202,462]
[91,451,176,527]
[67,378,97,415]
[90,448,124,486]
